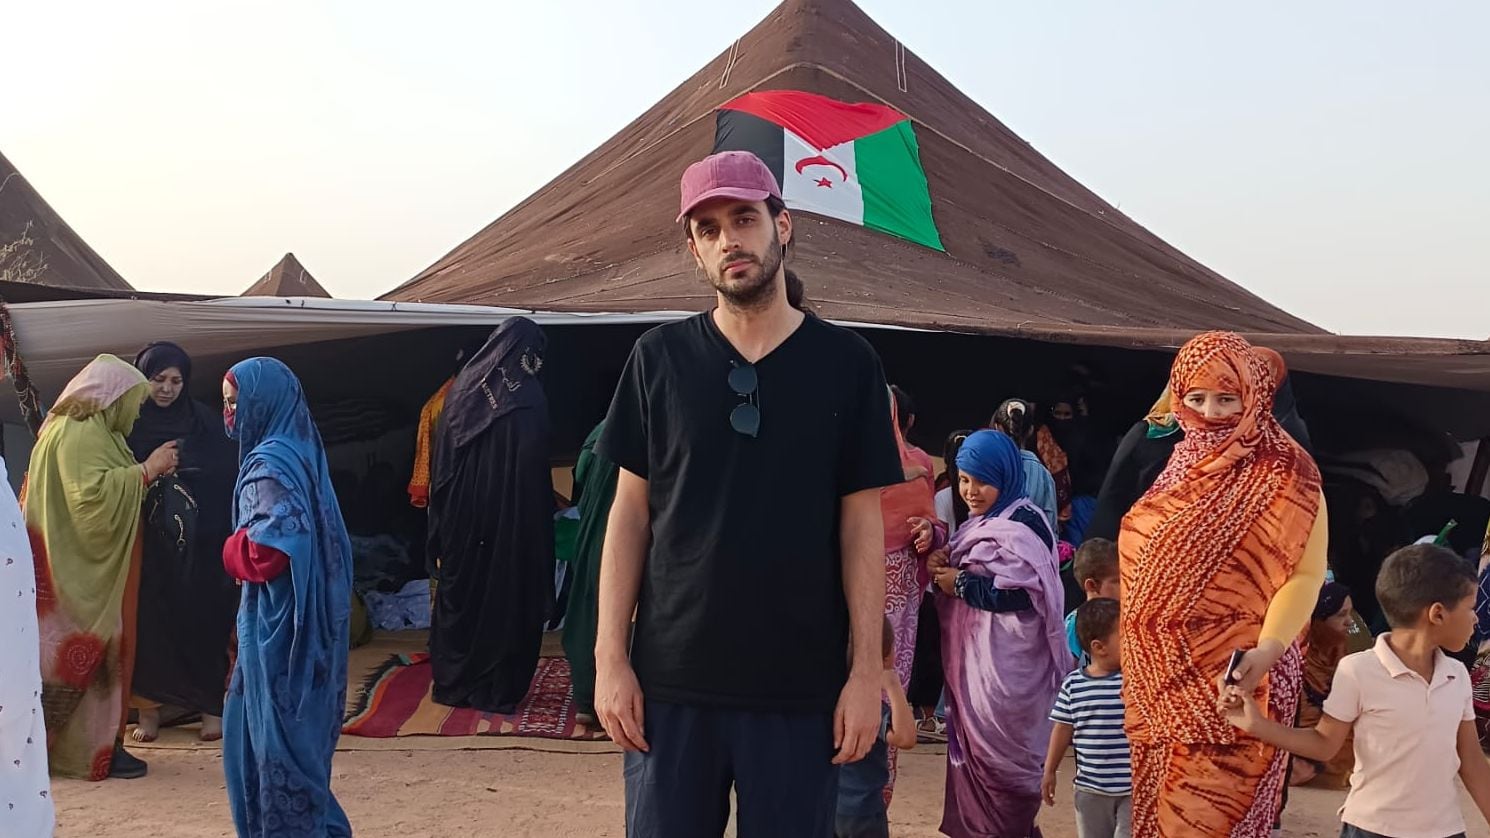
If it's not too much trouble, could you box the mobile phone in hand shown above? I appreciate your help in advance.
[1223,649,1246,686]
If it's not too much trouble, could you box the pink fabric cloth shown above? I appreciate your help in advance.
[882,452,937,551]
[47,354,147,422]
[938,498,1071,837]
[885,545,920,691]
[883,543,921,806]
[881,388,937,553]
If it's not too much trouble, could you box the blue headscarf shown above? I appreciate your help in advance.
[222,357,352,836]
[955,429,1028,517]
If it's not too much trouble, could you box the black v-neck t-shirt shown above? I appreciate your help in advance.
[598,312,902,712]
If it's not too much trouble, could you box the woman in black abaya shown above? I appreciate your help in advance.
[428,318,555,713]
[126,342,240,742]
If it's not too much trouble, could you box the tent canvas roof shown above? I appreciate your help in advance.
[383,0,1318,337]
[10,297,1486,396]
[242,252,331,298]
[380,0,1490,393]
[4,299,1488,447]
[0,150,133,293]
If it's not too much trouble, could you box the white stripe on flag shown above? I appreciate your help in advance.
[780,129,863,226]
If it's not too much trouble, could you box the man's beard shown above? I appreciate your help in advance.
[707,229,783,310]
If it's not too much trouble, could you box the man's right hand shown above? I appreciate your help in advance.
[596,658,649,752]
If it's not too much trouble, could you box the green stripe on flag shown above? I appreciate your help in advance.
[857,121,943,251]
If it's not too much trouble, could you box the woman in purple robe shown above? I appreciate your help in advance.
[916,429,1072,837]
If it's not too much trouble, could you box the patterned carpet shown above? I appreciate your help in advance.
[342,652,609,742]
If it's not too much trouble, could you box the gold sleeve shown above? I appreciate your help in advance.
[1259,492,1329,647]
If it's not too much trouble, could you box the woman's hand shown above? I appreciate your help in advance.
[1217,639,1286,696]
[932,566,957,597]
[143,441,180,480]
[926,549,950,571]
[909,517,935,554]
[903,465,929,482]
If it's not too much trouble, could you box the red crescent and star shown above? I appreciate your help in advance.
[795,155,848,189]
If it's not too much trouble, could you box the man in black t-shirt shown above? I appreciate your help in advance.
[594,151,903,837]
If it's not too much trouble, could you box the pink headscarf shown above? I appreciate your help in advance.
[881,389,936,552]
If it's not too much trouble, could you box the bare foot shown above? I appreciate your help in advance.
[130,707,160,743]
[200,714,223,742]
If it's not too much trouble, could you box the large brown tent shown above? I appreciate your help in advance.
[242,252,332,298]
[385,0,1314,334]
[382,0,1490,396]
[0,150,134,298]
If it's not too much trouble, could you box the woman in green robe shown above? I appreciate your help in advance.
[25,355,179,780]
[562,421,618,723]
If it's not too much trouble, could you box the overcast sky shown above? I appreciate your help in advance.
[4,0,1486,338]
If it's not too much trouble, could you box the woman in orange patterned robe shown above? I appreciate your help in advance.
[1120,333,1328,837]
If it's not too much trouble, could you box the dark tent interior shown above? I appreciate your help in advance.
[124,318,1489,632]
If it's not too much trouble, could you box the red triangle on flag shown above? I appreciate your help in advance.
[719,90,906,152]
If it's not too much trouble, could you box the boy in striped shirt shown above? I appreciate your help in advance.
[1042,598,1131,838]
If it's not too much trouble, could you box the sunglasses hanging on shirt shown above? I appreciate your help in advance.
[728,362,760,438]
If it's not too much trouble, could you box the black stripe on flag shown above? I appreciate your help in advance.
[713,110,786,192]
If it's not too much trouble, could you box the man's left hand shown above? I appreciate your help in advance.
[832,671,881,765]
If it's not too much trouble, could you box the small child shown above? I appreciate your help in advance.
[1222,544,1490,838]
[1066,539,1120,660]
[1042,598,1131,838]
[836,616,917,838]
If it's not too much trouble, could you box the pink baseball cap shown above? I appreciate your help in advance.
[676,151,783,223]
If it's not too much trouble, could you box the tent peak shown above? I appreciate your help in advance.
[383,0,1318,337]
[0,150,134,293]
[242,252,331,298]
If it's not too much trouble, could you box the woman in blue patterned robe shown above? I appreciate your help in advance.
[220,357,352,837]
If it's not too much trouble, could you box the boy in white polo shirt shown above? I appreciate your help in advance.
[1222,544,1490,838]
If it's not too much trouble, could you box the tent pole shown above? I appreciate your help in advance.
[1468,438,1490,499]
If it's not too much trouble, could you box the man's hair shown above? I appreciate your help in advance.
[1074,538,1119,586]
[891,385,915,432]
[1076,598,1120,653]
[681,196,807,311]
[881,615,894,661]
[1375,543,1477,628]
[765,197,807,311]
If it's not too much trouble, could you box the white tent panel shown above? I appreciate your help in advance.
[6,296,925,411]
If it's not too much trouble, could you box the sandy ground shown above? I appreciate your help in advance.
[48,635,1490,837]
[51,743,1490,837]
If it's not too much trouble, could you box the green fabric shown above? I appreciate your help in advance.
[26,379,150,638]
[349,592,374,648]
[554,516,580,565]
[858,120,943,252]
[1145,419,1181,440]
[561,422,618,715]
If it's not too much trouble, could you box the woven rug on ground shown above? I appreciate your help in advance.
[342,652,608,741]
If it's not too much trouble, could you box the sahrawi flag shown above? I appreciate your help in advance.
[713,90,943,251]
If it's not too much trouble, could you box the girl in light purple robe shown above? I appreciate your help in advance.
[918,429,1072,837]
